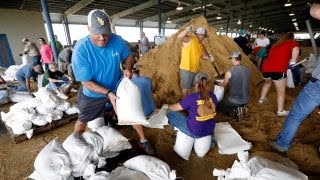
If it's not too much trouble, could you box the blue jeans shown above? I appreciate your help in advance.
[47,76,69,91]
[276,80,320,150]
[0,90,8,104]
[16,75,27,91]
[167,111,201,138]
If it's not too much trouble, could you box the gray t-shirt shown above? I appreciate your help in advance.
[140,36,150,55]
[24,42,39,57]
[228,65,251,105]
[312,57,320,80]
[58,47,72,63]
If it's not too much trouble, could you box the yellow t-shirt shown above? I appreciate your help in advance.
[179,36,203,73]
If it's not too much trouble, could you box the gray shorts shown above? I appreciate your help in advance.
[180,69,196,89]
[77,87,108,123]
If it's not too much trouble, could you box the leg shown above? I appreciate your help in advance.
[16,75,27,91]
[74,121,87,134]
[276,81,320,150]
[180,69,195,98]
[273,78,287,112]
[133,124,145,141]
[260,79,272,100]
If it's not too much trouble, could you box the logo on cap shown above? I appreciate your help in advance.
[97,17,104,26]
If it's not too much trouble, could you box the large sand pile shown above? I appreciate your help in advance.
[139,16,262,106]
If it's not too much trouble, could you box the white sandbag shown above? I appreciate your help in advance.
[31,114,52,126]
[34,87,60,108]
[56,101,71,111]
[214,79,224,102]
[116,78,149,126]
[108,140,132,152]
[248,156,308,180]
[173,130,194,160]
[108,166,150,180]
[88,171,110,180]
[8,90,34,103]
[36,105,54,115]
[124,155,176,180]
[3,65,20,81]
[82,131,104,162]
[83,164,96,180]
[10,98,42,111]
[194,135,212,157]
[62,133,94,177]
[88,117,105,131]
[286,69,295,88]
[96,126,131,152]
[146,105,169,129]
[65,105,79,115]
[51,109,64,121]
[37,74,44,90]
[1,108,34,135]
[33,138,73,180]
[22,54,31,65]
[214,122,252,154]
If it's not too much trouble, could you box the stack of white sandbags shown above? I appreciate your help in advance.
[29,127,133,179]
[213,151,308,180]
[1,87,79,138]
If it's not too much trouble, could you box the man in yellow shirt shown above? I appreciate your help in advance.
[177,26,214,97]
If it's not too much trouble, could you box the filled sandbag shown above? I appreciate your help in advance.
[32,138,73,180]
[10,98,42,110]
[124,155,176,180]
[8,90,34,103]
[62,133,94,177]
[248,156,308,180]
[213,84,225,102]
[116,78,149,126]
[96,126,131,152]
[34,87,60,108]
[173,130,194,160]
[82,131,104,162]
[286,69,295,88]
[194,135,212,157]
[108,166,150,180]
[56,101,71,111]
[87,117,105,132]
[31,114,52,126]
[3,65,20,81]
[214,122,252,154]
[51,109,64,121]
[65,105,79,115]
[1,108,34,135]
[146,104,169,129]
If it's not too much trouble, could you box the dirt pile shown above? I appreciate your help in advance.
[138,16,261,106]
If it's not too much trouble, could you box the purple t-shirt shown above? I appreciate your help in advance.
[179,92,217,137]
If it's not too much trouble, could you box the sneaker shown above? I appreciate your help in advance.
[277,110,289,116]
[56,91,68,100]
[269,141,287,153]
[70,88,78,93]
[258,97,267,104]
[139,140,155,155]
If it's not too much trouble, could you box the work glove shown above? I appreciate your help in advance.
[209,54,214,62]
[186,25,193,32]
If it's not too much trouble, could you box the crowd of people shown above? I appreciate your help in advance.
[1,3,319,161]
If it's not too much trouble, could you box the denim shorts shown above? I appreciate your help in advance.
[180,69,196,89]
[77,87,108,123]
[167,111,201,138]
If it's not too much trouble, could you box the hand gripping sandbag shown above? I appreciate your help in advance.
[116,78,149,126]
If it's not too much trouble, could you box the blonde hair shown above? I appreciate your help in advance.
[273,32,294,47]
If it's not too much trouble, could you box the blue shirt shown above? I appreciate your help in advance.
[16,64,34,79]
[72,34,131,98]
[131,75,155,116]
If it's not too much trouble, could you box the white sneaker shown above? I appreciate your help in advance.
[258,97,267,104]
[277,110,289,116]
[56,91,68,100]
[70,88,78,93]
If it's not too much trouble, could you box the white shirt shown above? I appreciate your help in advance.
[256,37,270,47]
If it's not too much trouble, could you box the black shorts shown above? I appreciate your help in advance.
[262,72,287,81]
[77,87,109,123]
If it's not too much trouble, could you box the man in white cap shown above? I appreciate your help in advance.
[215,51,251,119]
[72,9,135,134]
[177,26,214,97]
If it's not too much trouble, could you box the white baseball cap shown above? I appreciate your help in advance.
[196,27,207,36]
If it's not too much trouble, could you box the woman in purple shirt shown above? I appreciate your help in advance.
[168,72,218,138]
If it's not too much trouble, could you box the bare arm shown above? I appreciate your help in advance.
[216,71,231,87]
[201,44,210,60]
[290,47,300,63]
[177,29,191,43]
[169,103,184,111]
[124,55,135,79]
